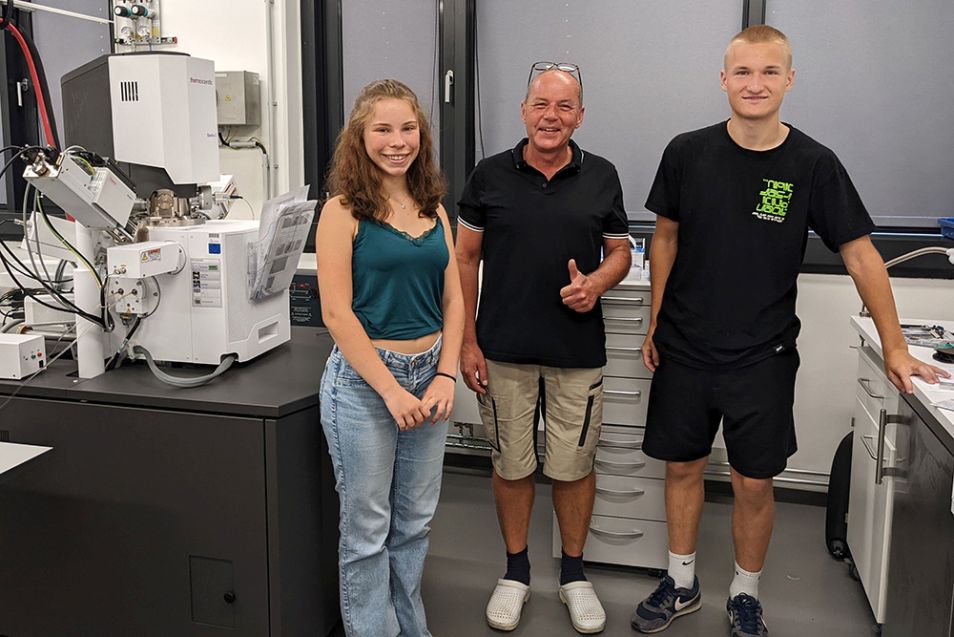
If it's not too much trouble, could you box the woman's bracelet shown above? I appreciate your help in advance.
[433,371,457,382]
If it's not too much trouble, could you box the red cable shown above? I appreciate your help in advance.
[6,23,55,148]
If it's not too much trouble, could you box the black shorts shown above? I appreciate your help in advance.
[643,349,799,479]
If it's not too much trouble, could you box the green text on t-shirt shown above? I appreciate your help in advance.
[753,178,794,223]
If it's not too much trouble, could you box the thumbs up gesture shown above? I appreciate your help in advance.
[560,258,599,313]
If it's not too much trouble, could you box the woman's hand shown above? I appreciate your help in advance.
[421,375,456,424]
[382,386,430,430]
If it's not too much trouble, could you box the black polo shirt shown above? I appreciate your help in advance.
[458,139,630,368]
[646,122,876,369]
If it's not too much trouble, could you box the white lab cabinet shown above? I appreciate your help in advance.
[847,345,899,624]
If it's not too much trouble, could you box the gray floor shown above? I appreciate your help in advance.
[423,468,879,637]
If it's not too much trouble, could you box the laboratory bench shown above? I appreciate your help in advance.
[849,316,954,637]
[0,327,340,637]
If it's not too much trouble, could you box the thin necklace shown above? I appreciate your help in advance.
[388,194,410,210]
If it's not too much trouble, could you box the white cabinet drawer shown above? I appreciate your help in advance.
[604,332,651,379]
[602,377,651,426]
[595,425,666,479]
[603,303,651,335]
[601,288,649,306]
[593,474,666,521]
[855,348,899,425]
[552,513,667,569]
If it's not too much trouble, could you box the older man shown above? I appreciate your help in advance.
[631,25,948,637]
[456,62,631,634]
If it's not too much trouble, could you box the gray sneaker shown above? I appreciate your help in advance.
[726,593,769,636]
[630,575,701,633]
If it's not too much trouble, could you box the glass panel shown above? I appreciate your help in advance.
[475,0,743,220]
[341,0,441,162]
[32,0,112,147]
[768,0,954,227]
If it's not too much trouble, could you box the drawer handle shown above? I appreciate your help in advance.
[595,458,646,470]
[605,389,642,398]
[601,296,645,305]
[596,486,645,497]
[605,317,644,323]
[606,346,642,353]
[857,378,884,400]
[876,410,907,484]
[598,437,643,449]
[590,524,644,539]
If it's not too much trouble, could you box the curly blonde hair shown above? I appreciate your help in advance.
[327,79,445,221]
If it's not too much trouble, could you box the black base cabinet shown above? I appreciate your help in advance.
[0,396,338,637]
[882,396,954,637]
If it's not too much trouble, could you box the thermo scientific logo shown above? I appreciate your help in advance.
[190,77,214,86]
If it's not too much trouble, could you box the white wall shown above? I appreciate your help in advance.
[789,273,954,483]
[117,0,304,214]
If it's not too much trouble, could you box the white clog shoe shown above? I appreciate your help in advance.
[559,580,607,634]
[485,578,531,631]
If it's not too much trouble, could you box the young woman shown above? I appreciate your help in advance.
[316,79,464,637]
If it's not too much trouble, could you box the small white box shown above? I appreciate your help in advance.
[107,241,181,279]
[0,334,46,379]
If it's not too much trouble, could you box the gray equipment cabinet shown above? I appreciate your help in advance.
[0,328,339,637]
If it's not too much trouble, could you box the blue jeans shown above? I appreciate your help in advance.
[319,339,448,637]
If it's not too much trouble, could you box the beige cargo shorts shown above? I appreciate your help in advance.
[477,359,603,482]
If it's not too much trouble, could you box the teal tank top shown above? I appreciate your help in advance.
[351,217,448,340]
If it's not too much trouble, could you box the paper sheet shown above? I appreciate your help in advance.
[248,187,316,301]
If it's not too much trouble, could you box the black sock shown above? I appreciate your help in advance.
[560,549,586,585]
[504,547,530,585]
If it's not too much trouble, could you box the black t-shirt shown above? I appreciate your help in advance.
[646,122,875,369]
[458,139,630,368]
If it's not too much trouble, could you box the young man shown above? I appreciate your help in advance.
[456,63,630,634]
[630,25,948,637]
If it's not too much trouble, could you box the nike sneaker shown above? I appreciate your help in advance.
[727,593,769,636]
[630,575,701,633]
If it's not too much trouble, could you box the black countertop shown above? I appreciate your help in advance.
[0,327,334,419]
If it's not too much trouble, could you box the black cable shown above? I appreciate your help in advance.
[105,315,142,371]
[219,132,267,157]
[0,221,49,280]
[99,273,114,332]
[0,241,106,327]
[0,145,43,180]
[0,223,92,316]
[37,204,100,286]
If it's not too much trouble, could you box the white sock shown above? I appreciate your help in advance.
[668,550,696,590]
[729,561,761,599]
